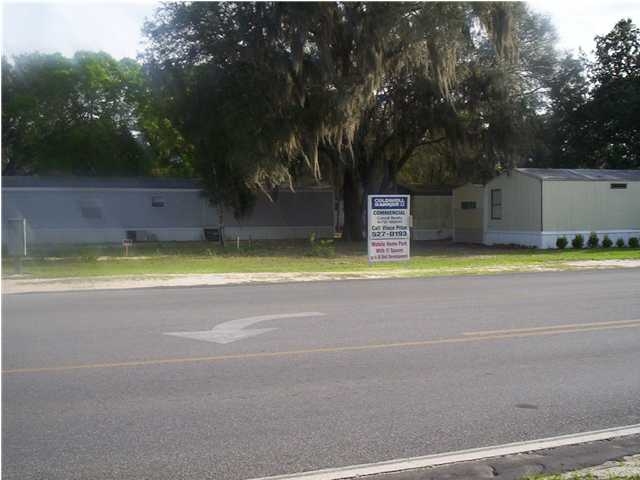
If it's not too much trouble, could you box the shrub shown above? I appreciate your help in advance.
[616,237,625,248]
[587,232,599,248]
[311,239,335,257]
[308,233,335,257]
[555,237,568,249]
[571,234,584,249]
[629,237,640,248]
[601,235,612,248]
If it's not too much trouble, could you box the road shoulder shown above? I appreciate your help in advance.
[328,435,640,480]
[3,260,640,294]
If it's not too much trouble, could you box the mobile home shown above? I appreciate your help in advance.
[452,169,640,248]
[1,176,335,247]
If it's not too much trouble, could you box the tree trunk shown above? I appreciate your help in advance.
[341,154,396,243]
[342,168,365,242]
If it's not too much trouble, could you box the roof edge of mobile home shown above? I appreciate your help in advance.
[515,168,640,182]
[1,176,333,191]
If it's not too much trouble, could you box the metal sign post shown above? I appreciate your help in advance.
[7,218,28,274]
[367,195,411,263]
[122,239,133,257]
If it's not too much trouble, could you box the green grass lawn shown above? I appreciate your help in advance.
[3,240,639,279]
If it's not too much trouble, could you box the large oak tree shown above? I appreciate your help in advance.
[144,2,528,239]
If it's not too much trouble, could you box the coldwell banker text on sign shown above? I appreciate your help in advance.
[367,195,411,263]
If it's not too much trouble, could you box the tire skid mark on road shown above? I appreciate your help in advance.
[4,321,640,375]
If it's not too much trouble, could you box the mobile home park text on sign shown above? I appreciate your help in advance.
[367,195,411,263]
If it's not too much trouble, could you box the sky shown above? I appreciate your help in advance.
[2,1,640,61]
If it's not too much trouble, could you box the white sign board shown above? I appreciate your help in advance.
[367,195,410,263]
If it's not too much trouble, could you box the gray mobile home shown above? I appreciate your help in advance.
[1,176,334,247]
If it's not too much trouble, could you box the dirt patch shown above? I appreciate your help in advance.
[3,260,639,294]
[561,453,640,479]
[565,259,640,268]
[2,271,410,294]
[96,256,156,261]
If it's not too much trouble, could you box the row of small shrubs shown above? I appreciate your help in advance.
[556,233,640,249]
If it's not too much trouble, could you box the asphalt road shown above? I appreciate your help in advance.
[3,269,640,480]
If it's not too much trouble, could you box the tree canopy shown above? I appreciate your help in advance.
[540,18,640,169]
[144,1,526,237]
[2,51,190,176]
[582,19,640,168]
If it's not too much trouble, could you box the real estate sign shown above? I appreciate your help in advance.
[367,195,411,263]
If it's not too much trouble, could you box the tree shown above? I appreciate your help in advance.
[145,2,423,221]
[583,19,640,168]
[144,2,522,239]
[364,8,557,189]
[2,53,78,174]
[1,52,188,176]
[442,7,560,179]
[592,19,640,85]
[540,19,640,169]
[540,53,589,167]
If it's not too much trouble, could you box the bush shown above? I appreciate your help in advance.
[616,237,625,248]
[308,233,336,257]
[587,232,599,248]
[555,237,568,249]
[629,237,640,248]
[571,234,584,249]
[601,235,612,248]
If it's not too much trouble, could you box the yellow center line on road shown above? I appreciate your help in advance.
[4,321,640,375]
[463,318,640,336]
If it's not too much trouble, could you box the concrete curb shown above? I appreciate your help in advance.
[247,425,640,480]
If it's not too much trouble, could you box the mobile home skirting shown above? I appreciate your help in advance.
[484,229,640,249]
[412,228,452,241]
[19,225,335,245]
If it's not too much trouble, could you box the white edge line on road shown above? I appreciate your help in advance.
[247,424,640,480]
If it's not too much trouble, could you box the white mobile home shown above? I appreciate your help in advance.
[453,169,640,248]
[1,176,335,247]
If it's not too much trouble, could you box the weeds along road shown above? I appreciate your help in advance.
[3,269,640,480]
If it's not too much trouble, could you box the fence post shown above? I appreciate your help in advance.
[7,218,27,274]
